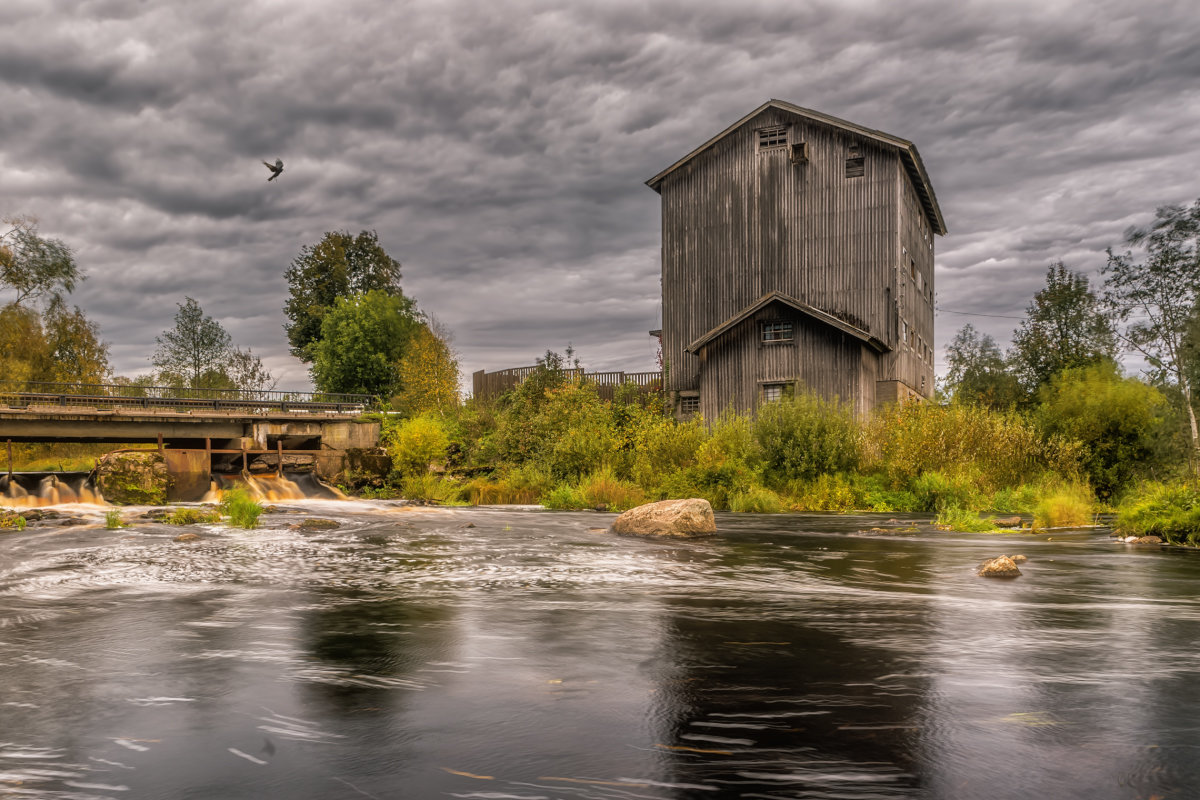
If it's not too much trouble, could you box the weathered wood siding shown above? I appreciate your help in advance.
[884,161,936,396]
[659,107,899,401]
[697,303,878,420]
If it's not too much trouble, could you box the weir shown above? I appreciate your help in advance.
[1,383,384,503]
[0,472,104,507]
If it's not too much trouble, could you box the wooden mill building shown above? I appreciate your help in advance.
[647,100,946,419]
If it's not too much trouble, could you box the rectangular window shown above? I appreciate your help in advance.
[762,384,786,403]
[845,156,865,177]
[901,320,908,344]
[758,127,788,150]
[761,321,793,342]
[680,396,699,415]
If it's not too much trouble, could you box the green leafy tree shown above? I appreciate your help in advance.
[1103,198,1200,460]
[394,322,460,417]
[152,297,232,387]
[1035,363,1168,498]
[283,230,403,361]
[43,299,110,385]
[0,216,81,307]
[1009,262,1116,391]
[309,289,420,396]
[942,323,1023,408]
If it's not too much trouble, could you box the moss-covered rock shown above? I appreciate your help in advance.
[96,451,172,505]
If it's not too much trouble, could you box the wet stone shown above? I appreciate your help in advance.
[978,555,1022,578]
[994,516,1024,528]
[174,533,201,543]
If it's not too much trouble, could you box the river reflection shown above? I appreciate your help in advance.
[1,505,1198,799]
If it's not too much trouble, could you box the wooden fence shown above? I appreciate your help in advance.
[472,366,662,402]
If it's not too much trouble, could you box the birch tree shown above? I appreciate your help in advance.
[1102,199,1200,462]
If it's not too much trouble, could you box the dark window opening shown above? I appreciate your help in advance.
[845,156,865,177]
[762,383,789,403]
[761,321,794,342]
[680,396,699,415]
[758,127,788,150]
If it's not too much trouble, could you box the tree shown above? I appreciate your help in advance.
[1035,363,1167,498]
[1103,198,1200,460]
[942,323,1023,408]
[1009,262,1117,391]
[224,347,277,393]
[152,297,232,387]
[394,321,461,416]
[309,290,421,396]
[283,230,403,361]
[0,216,81,307]
[43,298,110,385]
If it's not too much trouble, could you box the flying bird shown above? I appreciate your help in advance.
[263,158,284,181]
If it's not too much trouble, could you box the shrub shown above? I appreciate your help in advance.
[1035,363,1168,498]
[219,488,263,529]
[753,392,860,488]
[464,464,553,505]
[386,413,451,476]
[728,485,787,513]
[105,509,124,529]
[1114,481,1200,544]
[865,402,1075,494]
[1033,481,1095,529]
[579,468,644,511]
[541,483,589,510]
[910,470,984,512]
[400,474,463,505]
[789,473,859,511]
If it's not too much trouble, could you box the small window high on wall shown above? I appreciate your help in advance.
[758,127,787,150]
[761,321,793,342]
[845,155,865,178]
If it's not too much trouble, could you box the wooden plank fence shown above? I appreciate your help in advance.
[472,366,662,402]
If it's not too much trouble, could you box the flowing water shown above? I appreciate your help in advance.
[1,504,1198,799]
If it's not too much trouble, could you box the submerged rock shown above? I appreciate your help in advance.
[978,555,1022,578]
[1010,554,1028,563]
[611,498,716,538]
[295,518,340,531]
[174,532,200,543]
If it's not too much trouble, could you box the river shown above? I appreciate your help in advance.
[1,503,1197,799]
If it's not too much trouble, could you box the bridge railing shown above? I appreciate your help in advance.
[472,367,662,402]
[0,381,374,415]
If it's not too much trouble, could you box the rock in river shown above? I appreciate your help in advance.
[978,555,1022,578]
[611,498,716,538]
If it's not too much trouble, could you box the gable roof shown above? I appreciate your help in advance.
[646,99,947,236]
[685,291,890,355]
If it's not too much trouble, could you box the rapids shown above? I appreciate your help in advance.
[2,506,1199,799]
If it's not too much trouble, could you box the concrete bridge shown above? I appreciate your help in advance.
[0,382,383,500]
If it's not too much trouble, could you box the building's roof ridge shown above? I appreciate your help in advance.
[685,291,890,355]
[645,99,946,235]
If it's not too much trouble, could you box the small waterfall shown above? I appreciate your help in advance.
[0,472,106,507]
[202,471,349,503]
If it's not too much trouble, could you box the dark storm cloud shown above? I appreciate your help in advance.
[1,0,1198,388]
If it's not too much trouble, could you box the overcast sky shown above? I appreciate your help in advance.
[2,0,1198,391]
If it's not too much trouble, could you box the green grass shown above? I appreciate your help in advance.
[0,513,27,531]
[167,507,221,525]
[935,507,999,532]
[104,509,124,529]
[1114,481,1200,544]
[219,488,263,529]
[1032,482,1095,529]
